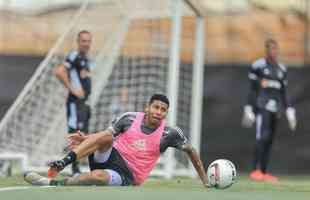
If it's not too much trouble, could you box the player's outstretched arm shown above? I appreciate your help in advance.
[182,144,210,188]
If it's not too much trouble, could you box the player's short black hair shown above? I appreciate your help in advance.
[149,94,169,108]
[77,30,91,40]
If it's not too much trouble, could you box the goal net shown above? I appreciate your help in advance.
[0,0,204,177]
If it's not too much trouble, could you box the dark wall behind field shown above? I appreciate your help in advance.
[0,55,309,174]
[201,65,310,175]
[0,55,41,117]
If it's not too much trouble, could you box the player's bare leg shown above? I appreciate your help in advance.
[24,170,110,186]
[24,171,51,186]
[63,170,110,186]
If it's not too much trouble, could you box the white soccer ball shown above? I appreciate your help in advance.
[207,159,237,189]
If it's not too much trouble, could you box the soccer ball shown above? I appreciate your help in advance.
[207,159,237,189]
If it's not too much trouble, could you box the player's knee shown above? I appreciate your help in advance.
[90,170,110,184]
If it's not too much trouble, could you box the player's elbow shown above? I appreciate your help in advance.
[54,65,66,79]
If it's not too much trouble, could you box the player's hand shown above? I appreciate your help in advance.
[68,131,86,142]
[203,182,212,188]
[70,87,85,99]
[67,131,86,150]
[201,174,212,188]
[286,107,297,131]
[242,105,255,128]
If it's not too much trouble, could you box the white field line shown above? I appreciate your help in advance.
[0,186,55,192]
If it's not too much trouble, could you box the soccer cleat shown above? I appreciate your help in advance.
[263,173,278,183]
[24,171,51,186]
[48,160,65,171]
[249,169,264,181]
[47,167,58,178]
[47,160,65,177]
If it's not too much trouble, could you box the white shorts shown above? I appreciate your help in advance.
[93,148,122,186]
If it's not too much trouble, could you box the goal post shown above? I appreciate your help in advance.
[0,0,206,178]
[165,0,183,179]
[189,15,205,177]
[165,0,206,178]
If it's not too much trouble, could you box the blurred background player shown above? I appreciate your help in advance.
[24,94,209,187]
[242,39,297,183]
[110,87,135,119]
[54,30,92,176]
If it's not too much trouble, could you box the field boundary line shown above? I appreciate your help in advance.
[0,186,55,192]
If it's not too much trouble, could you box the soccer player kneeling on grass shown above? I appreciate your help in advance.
[24,94,210,187]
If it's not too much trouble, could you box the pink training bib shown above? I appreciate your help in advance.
[113,112,165,185]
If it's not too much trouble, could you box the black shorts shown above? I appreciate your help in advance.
[88,147,134,186]
[66,100,91,133]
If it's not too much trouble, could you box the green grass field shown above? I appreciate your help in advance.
[0,175,309,200]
